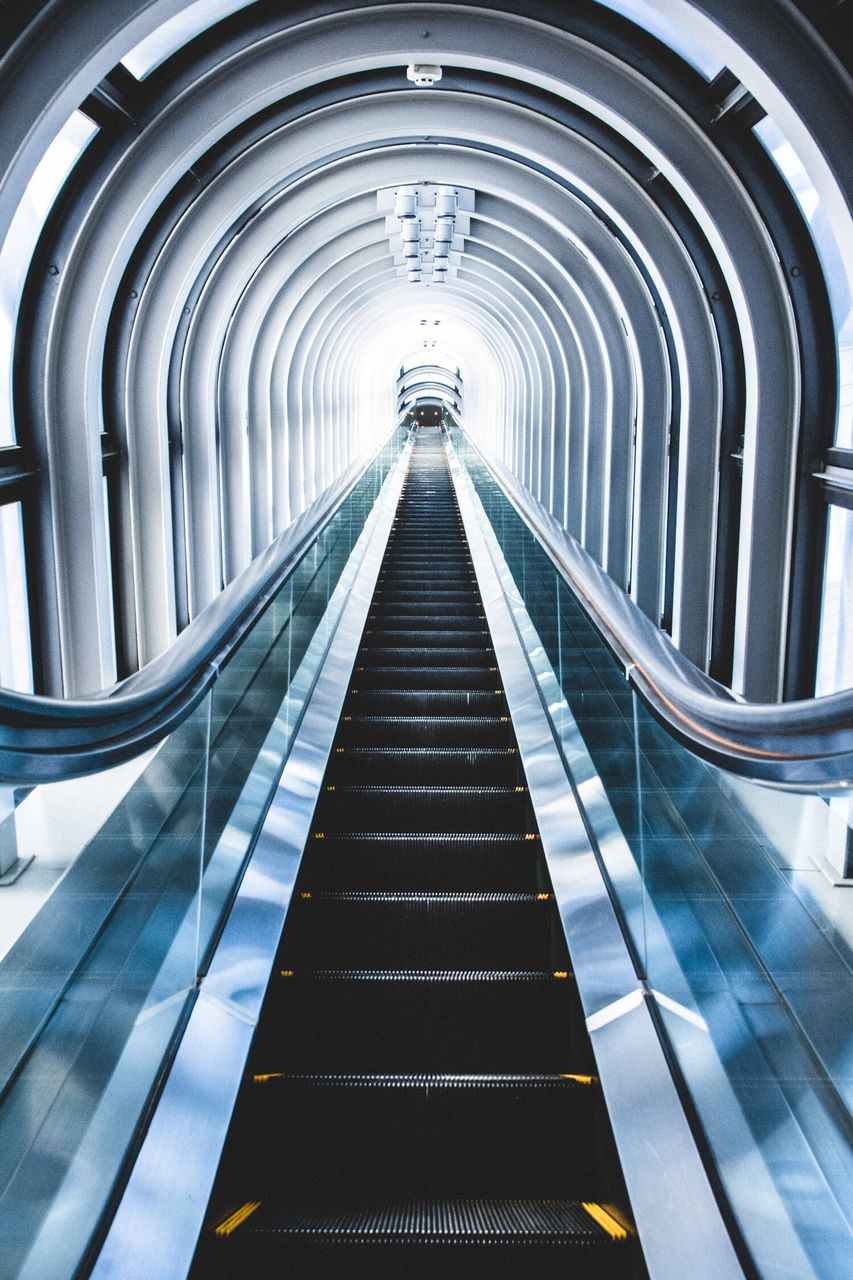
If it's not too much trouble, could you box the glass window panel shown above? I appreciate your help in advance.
[754,116,853,448]
[122,0,254,78]
[0,110,97,446]
[598,0,723,77]
[0,502,33,693]
[101,474,117,635]
[816,502,853,695]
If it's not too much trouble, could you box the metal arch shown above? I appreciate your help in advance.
[398,385,460,407]
[103,122,696,670]
[470,191,611,557]
[301,260,530,464]
[450,237,558,497]
[224,177,630,601]
[1,2,824,701]
[217,195,387,572]
[462,233,571,514]
[0,2,847,282]
[458,179,671,619]
[142,122,589,517]
[41,106,742,686]
[318,273,524,458]
[397,366,462,393]
[262,177,527,442]
[189,210,389,598]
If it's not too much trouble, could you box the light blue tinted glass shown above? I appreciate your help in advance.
[0,111,97,447]
[0,502,33,693]
[0,426,407,1278]
[450,422,853,1280]
[816,503,853,696]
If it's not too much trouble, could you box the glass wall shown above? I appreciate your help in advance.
[0,110,97,448]
[0,502,33,693]
[0,425,407,1279]
[450,423,853,1280]
[816,503,853,696]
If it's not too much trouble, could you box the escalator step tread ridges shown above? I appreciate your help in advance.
[304,892,548,903]
[313,832,537,843]
[323,785,522,795]
[249,1073,594,1087]
[194,425,639,1277]
[232,1198,626,1241]
[289,969,564,982]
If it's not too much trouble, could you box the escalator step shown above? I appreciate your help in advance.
[360,629,489,645]
[371,590,483,603]
[344,690,507,715]
[335,716,515,748]
[201,1198,636,1280]
[190,427,641,1280]
[349,667,503,691]
[226,1196,626,1240]
[326,746,521,785]
[366,611,484,627]
[253,970,588,1072]
[224,1073,609,1199]
[313,784,529,832]
[305,831,545,892]
[281,893,566,969]
[356,646,494,664]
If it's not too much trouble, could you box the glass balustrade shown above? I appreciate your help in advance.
[448,422,853,1280]
[0,425,407,1280]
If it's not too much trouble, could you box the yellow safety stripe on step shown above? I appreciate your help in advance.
[582,1203,632,1240]
[300,892,312,900]
[536,892,552,901]
[559,1074,596,1085]
[253,1073,284,1083]
[552,971,573,980]
[280,969,295,977]
[214,1202,261,1237]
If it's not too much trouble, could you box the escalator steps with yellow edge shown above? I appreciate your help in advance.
[190,425,645,1278]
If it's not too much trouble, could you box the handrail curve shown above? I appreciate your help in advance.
[457,430,853,789]
[0,438,399,783]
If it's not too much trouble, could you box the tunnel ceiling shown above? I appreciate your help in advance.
[0,1,850,700]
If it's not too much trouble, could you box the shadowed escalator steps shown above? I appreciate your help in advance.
[190,424,642,1279]
[202,1198,635,1280]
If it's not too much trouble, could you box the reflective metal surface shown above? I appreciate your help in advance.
[0,430,409,1279]
[446,435,745,1280]
[0,436,399,781]
[449,425,853,1280]
[455,431,853,787]
[90,434,412,1280]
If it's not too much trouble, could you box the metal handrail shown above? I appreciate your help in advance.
[0,434,402,782]
[454,426,853,788]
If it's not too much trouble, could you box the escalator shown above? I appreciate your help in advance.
[190,426,643,1278]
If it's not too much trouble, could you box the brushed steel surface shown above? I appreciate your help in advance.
[89,434,412,1280]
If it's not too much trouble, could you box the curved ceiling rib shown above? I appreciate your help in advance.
[0,0,847,705]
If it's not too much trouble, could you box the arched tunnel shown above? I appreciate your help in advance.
[0,3,850,1278]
